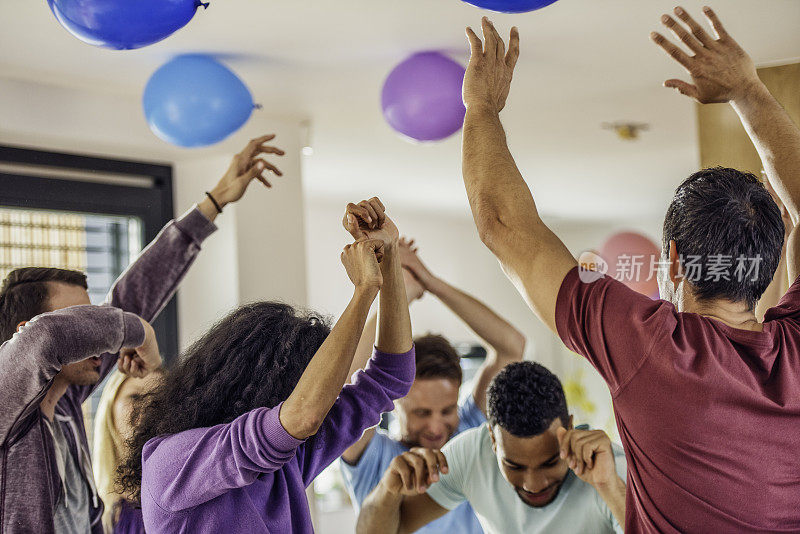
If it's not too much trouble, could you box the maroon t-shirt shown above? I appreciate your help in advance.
[555,266,800,533]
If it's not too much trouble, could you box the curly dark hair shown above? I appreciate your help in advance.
[0,267,87,342]
[117,301,331,501]
[663,167,783,310]
[487,361,568,437]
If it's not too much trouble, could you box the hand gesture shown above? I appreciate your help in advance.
[556,427,618,490]
[651,7,760,104]
[398,237,435,289]
[118,318,161,379]
[343,197,399,246]
[341,239,385,291]
[380,448,449,496]
[463,18,520,114]
[212,134,285,205]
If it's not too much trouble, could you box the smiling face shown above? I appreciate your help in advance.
[489,418,572,508]
[394,377,461,450]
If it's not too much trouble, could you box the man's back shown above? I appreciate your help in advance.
[556,267,800,533]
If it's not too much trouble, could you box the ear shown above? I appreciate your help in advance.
[488,423,497,453]
[668,240,683,290]
[16,321,27,333]
[567,414,574,430]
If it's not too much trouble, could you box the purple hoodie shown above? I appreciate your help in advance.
[0,207,216,534]
[140,347,415,534]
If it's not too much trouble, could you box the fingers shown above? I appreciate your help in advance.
[390,457,415,493]
[466,26,483,57]
[506,27,520,71]
[359,201,380,230]
[358,238,385,263]
[346,202,372,226]
[239,134,276,158]
[702,6,729,41]
[481,17,497,59]
[664,79,700,100]
[251,158,283,177]
[650,31,693,71]
[411,448,449,484]
[661,14,703,54]
[401,452,428,492]
[673,6,714,48]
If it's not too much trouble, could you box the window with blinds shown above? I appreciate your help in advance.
[0,207,142,304]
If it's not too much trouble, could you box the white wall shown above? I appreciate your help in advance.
[0,76,308,351]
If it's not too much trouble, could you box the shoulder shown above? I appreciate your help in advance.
[443,425,490,466]
[457,394,486,433]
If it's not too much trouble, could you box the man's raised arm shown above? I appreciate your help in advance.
[462,18,576,334]
[651,7,800,222]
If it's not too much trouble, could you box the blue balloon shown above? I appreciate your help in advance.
[47,0,203,50]
[143,55,254,148]
[461,0,559,13]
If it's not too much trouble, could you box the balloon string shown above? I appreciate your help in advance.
[253,104,263,110]
[196,1,210,9]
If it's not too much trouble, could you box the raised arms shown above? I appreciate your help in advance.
[462,18,577,334]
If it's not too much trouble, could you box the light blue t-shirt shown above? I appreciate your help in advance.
[425,425,626,534]
[340,394,485,534]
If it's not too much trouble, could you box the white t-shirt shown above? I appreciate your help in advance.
[425,425,626,534]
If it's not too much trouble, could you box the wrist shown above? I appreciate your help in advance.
[208,185,231,209]
[593,474,626,497]
[378,479,405,501]
[731,79,770,109]
[353,284,380,301]
[465,102,500,116]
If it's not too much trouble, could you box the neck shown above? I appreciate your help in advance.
[40,375,69,421]
[688,298,761,331]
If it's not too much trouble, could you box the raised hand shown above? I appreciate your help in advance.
[556,427,618,490]
[207,134,285,209]
[402,268,425,302]
[464,17,520,114]
[341,239,385,291]
[380,447,449,496]
[343,197,399,246]
[118,318,161,378]
[650,7,761,104]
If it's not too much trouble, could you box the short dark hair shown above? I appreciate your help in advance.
[413,334,462,383]
[662,167,783,310]
[0,267,88,342]
[487,362,568,437]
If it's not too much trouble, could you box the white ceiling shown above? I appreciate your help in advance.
[1,0,798,221]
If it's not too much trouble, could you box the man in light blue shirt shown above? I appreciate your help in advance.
[340,238,525,534]
[357,362,627,534]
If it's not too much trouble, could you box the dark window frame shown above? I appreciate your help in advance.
[0,144,179,362]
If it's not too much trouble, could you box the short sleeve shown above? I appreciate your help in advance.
[339,432,403,507]
[456,394,486,434]
[424,430,473,511]
[764,274,800,322]
[555,267,673,395]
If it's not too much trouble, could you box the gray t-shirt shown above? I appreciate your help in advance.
[425,425,626,534]
[45,417,90,534]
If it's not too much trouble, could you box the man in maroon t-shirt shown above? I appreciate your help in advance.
[460,8,800,534]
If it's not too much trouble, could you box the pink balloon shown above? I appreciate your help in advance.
[599,232,661,298]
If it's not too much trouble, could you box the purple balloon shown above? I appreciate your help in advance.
[381,52,466,142]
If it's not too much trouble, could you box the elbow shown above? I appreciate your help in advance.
[281,404,325,440]
[507,332,526,361]
[290,416,324,440]
[475,211,508,253]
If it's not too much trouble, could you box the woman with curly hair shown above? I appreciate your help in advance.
[117,197,415,533]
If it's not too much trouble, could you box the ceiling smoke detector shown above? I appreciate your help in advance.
[602,122,650,141]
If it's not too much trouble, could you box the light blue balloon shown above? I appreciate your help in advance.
[47,0,204,50]
[143,55,254,148]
